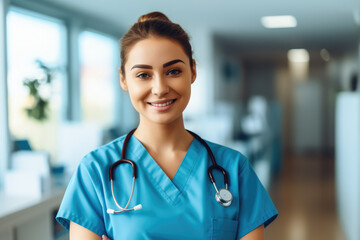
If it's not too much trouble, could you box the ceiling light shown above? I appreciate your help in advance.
[287,49,309,62]
[261,15,297,29]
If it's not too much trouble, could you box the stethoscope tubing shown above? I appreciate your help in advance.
[107,129,233,214]
[187,130,230,187]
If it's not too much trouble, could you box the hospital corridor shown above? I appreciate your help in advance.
[0,0,360,240]
[266,154,345,240]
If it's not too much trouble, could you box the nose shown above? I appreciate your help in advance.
[151,75,169,97]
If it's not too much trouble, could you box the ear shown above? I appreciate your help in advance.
[191,59,197,84]
[119,67,128,91]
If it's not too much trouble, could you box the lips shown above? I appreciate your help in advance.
[147,99,177,112]
[148,99,176,107]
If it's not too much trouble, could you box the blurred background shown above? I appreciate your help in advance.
[0,0,360,239]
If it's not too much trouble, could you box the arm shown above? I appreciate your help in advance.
[240,224,264,240]
[70,221,102,240]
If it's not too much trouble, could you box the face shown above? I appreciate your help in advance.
[120,37,196,126]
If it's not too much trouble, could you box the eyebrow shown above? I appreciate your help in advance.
[163,59,185,68]
[131,59,185,70]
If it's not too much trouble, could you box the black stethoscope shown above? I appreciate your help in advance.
[106,129,233,215]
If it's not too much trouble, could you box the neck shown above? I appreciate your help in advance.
[133,115,192,152]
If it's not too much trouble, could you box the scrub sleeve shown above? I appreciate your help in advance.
[56,157,106,237]
[236,158,278,239]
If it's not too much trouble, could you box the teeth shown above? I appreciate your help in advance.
[151,100,174,107]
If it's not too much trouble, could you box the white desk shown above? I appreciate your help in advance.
[0,179,67,240]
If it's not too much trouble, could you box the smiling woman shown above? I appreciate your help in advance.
[56,11,278,240]
[121,37,195,126]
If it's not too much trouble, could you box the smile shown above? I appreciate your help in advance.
[149,99,176,107]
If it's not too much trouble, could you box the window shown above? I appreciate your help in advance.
[7,8,66,160]
[79,31,119,128]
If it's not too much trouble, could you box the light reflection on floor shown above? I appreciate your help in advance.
[265,154,346,240]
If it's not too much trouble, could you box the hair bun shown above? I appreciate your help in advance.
[138,12,171,23]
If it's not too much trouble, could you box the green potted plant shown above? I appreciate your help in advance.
[23,60,55,121]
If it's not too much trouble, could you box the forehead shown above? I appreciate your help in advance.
[125,37,189,67]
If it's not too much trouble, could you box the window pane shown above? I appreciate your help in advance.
[7,9,65,160]
[79,31,118,128]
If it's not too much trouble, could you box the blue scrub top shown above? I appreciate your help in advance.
[56,134,278,239]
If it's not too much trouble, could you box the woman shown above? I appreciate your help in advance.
[56,12,278,240]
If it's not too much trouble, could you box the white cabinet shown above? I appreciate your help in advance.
[0,187,67,240]
[335,92,360,240]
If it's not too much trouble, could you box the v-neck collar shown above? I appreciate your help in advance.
[127,135,201,205]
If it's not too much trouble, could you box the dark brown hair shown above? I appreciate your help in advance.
[120,12,193,75]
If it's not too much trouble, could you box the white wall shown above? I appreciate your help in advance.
[184,26,215,116]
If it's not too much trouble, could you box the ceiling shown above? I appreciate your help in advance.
[40,0,360,52]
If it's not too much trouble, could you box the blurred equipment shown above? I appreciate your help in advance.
[335,92,360,240]
[13,139,32,151]
[184,113,234,145]
[5,151,50,197]
[240,96,271,188]
[57,122,103,174]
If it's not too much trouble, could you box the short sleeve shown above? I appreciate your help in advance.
[56,159,106,237]
[236,159,278,238]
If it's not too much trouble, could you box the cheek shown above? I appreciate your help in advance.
[184,88,191,102]
[127,82,149,101]
[170,82,191,106]
[175,79,191,96]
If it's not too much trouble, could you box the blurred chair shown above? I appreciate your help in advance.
[13,139,32,151]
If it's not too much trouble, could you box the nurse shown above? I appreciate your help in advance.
[56,12,278,240]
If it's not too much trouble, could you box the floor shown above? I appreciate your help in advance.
[265,154,346,240]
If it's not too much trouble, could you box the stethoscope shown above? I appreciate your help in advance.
[106,129,233,215]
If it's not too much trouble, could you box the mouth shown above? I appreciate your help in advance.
[148,99,176,107]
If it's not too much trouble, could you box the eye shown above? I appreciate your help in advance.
[167,69,182,76]
[136,72,150,79]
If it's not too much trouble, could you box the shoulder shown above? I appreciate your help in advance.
[80,134,127,170]
[202,139,248,171]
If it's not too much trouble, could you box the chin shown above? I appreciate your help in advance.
[145,114,183,126]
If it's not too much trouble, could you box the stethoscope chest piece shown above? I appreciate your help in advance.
[207,161,233,208]
[215,188,233,207]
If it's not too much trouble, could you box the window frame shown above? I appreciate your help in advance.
[0,0,124,180]
[0,0,10,187]
[10,0,123,121]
